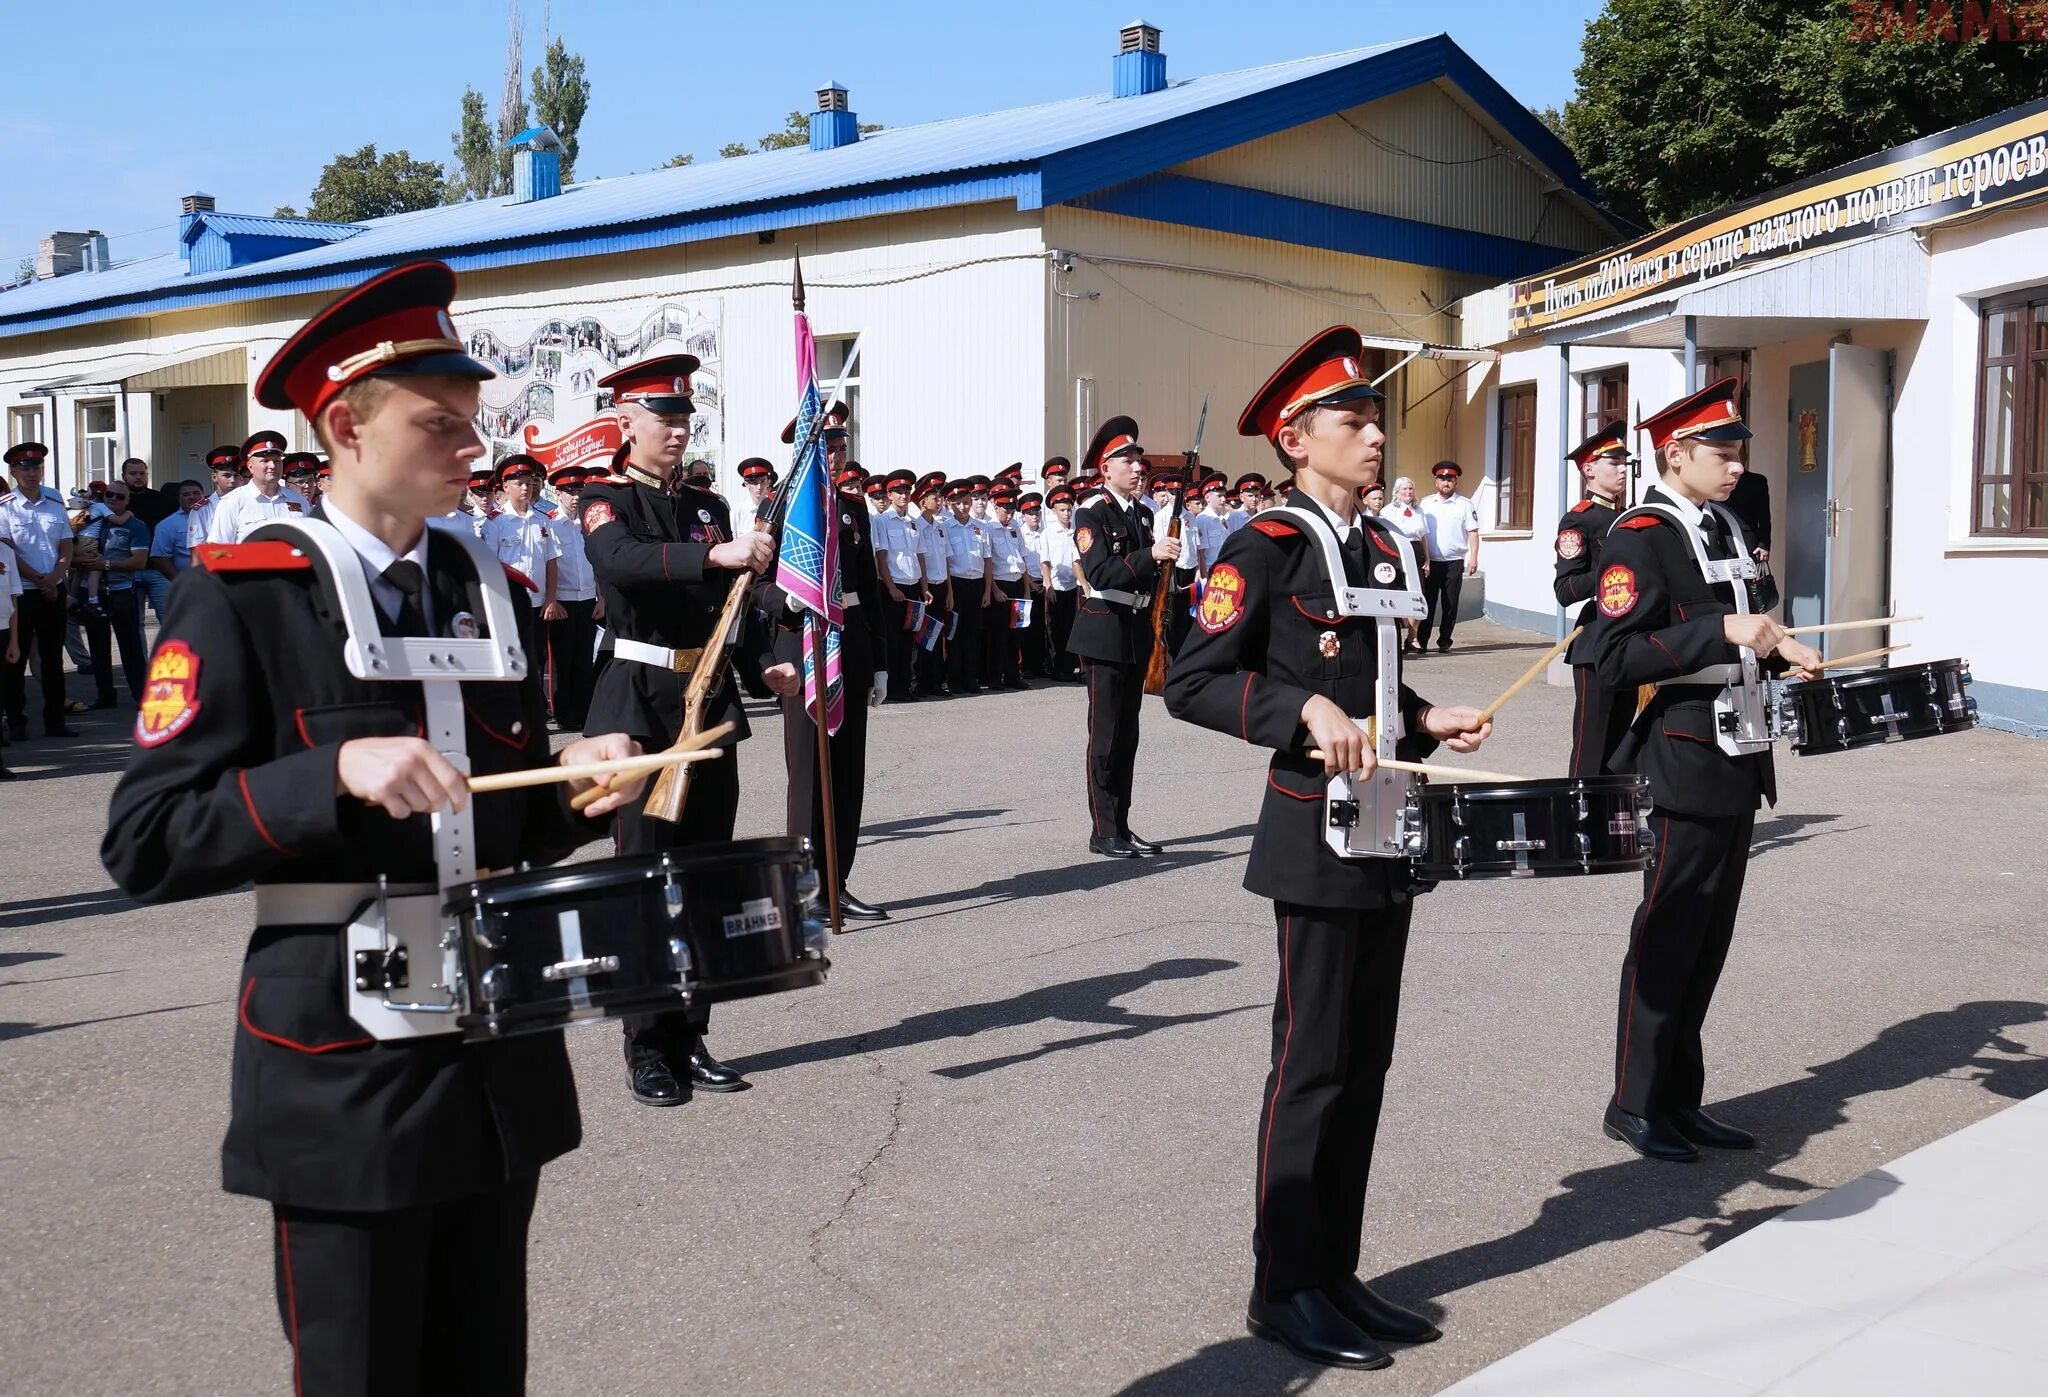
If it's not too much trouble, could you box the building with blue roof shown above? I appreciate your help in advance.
[0,24,1618,494]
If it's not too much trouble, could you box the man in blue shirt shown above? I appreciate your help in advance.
[78,481,152,706]
[148,479,208,600]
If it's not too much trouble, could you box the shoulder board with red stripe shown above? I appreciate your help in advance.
[1569,500,1593,514]
[1249,517,1299,539]
[1617,513,1666,531]
[191,541,312,573]
[503,564,537,594]
[582,472,630,489]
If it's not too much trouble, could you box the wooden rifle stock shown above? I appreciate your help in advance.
[1142,488,1187,697]
[642,570,757,822]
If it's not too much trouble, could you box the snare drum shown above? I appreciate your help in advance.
[447,838,827,1040]
[1409,775,1654,881]
[1776,657,1975,757]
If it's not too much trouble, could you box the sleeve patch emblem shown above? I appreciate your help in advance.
[136,640,202,747]
[1597,565,1638,618]
[1556,529,1584,559]
[1198,563,1247,633]
[1074,526,1094,554]
[583,500,617,531]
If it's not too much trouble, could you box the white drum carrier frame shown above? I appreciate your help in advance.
[250,518,528,1040]
[1261,507,1429,861]
[1623,502,1771,757]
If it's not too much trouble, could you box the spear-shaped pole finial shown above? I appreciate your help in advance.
[792,248,806,313]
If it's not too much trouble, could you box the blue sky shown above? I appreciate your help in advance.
[0,0,1600,276]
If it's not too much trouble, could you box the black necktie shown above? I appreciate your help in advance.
[1342,526,1369,585]
[381,560,430,637]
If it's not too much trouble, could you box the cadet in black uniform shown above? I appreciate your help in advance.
[759,440,891,920]
[1167,327,1491,1371]
[581,354,798,1105]
[1552,423,1632,776]
[1070,417,1181,859]
[1591,379,1819,1163]
[101,262,651,1396]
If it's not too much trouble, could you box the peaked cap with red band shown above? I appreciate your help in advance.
[1082,415,1144,475]
[242,430,288,457]
[1018,491,1042,510]
[884,469,917,492]
[1043,456,1071,474]
[914,471,947,498]
[496,454,542,485]
[995,462,1024,484]
[1235,473,1269,493]
[1568,421,1630,466]
[255,261,493,419]
[601,353,699,416]
[5,442,49,468]
[737,457,776,482]
[545,462,586,488]
[1637,376,1751,451]
[281,452,320,476]
[836,465,866,487]
[864,477,887,498]
[1046,485,1075,506]
[1237,326,1383,443]
[779,399,850,445]
[467,467,497,490]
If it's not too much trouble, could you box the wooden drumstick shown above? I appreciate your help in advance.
[1805,643,1909,676]
[1304,753,1530,782]
[568,721,735,812]
[1475,626,1582,725]
[1783,613,1922,636]
[468,746,721,796]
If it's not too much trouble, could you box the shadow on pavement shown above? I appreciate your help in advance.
[1369,998,2048,1323]
[880,823,1257,922]
[0,887,141,930]
[1749,811,1856,859]
[859,808,1010,848]
[730,956,1249,1080]
[1115,1335,1322,1396]
[0,998,226,1042]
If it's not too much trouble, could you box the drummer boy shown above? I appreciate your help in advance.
[1589,378,1818,1165]
[101,261,647,1394]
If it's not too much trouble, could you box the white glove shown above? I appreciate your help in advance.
[871,672,887,706]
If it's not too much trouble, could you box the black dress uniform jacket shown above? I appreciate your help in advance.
[1068,491,1160,666]
[1167,495,1438,908]
[1551,495,1619,665]
[581,468,773,746]
[101,522,596,1211]
[1590,490,1777,816]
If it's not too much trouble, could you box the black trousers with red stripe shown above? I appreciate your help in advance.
[1255,900,1412,1300]
[1083,658,1144,838]
[1567,663,1636,777]
[270,1173,540,1397]
[1613,807,1754,1119]
[544,598,598,729]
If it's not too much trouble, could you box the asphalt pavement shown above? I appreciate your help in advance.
[3,619,2045,1396]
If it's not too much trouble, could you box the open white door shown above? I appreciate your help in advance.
[1824,344,1892,660]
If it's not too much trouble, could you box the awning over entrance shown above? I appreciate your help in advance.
[29,343,246,395]
[1529,231,1928,350]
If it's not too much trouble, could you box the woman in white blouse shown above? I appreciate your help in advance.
[1381,476,1430,653]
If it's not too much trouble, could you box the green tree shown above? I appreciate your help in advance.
[1564,0,2048,228]
[530,36,591,182]
[722,112,883,157]
[273,204,299,218]
[450,86,497,202]
[1529,105,1566,141]
[306,145,447,222]
[718,141,752,159]
[661,153,696,168]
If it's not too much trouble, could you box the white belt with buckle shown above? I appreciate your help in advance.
[1091,588,1153,610]
[615,637,703,671]
[257,882,437,926]
[1660,663,1744,687]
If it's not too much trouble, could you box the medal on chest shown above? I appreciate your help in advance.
[1318,629,1341,660]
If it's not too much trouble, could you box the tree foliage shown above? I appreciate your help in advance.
[306,145,448,222]
[450,86,497,202]
[720,111,884,157]
[530,37,591,182]
[661,153,696,168]
[718,141,752,159]
[1564,0,2048,227]
[272,205,299,218]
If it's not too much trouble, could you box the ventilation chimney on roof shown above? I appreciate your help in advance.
[1113,21,1166,97]
[177,194,216,264]
[810,83,859,151]
[508,127,565,202]
[36,231,104,279]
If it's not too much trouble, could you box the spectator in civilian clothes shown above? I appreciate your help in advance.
[1416,461,1480,654]
[148,479,208,594]
[1381,475,1430,653]
[76,479,151,707]
[121,458,174,626]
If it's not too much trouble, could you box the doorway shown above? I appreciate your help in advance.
[1783,347,1892,656]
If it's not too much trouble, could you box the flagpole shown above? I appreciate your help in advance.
[793,251,844,936]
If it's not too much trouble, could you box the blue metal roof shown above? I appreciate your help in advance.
[178,213,364,245]
[0,35,1607,339]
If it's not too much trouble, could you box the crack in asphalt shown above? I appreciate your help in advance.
[807,1045,910,1307]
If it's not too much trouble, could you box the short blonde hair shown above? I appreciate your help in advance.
[310,377,396,454]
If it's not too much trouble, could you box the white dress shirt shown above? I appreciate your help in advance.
[1419,491,1480,562]
[480,507,562,605]
[987,516,1028,582]
[1039,520,1079,591]
[207,483,311,544]
[872,508,924,585]
[944,514,989,580]
[553,512,596,602]
[0,488,73,575]
[917,511,949,584]
[328,499,436,631]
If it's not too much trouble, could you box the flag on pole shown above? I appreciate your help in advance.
[774,303,845,734]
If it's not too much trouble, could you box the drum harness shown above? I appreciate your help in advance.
[1615,499,1773,758]
[246,517,527,1041]
[1260,505,1427,861]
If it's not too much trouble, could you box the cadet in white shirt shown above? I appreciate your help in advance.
[478,455,562,613]
[187,446,249,553]
[913,473,951,696]
[206,431,310,543]
[943,480,993,692]
[545,463,600,729]
[1417,460,1481,653]
[1192,474,1232,572]
[1038,486,1084,680]
[984,486,1031,690]
[872,469,927,703]
[737,457,777,532]
[1016,492,1049,677]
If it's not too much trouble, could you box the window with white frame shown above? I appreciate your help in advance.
[79,399,120,483]
[814,336,861,459]
[8,404,44,451]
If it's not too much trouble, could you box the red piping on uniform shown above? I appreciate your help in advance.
[293,706,425,749]
[1649,635,1680,668]
[1289,596,1352,624]
[1369,530,1399,557]
[278,1213,303,1397]
[1572,667,1589,770]
[239,979,373,1054]
[1266,771,1318,801]
[661,544,672,583]
[1239,674,1253,743]
[237,770,289,854]
[1257,910,1297,1302]
[544,627,556,716]
[1661,725,1714,744]
[462,698,530,750]
[1084,664,1104,836]
[1616,815,1671,1105]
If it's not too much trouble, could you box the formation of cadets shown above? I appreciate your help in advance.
[69,253,1831,1390]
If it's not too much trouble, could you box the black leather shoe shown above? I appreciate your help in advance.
[1326,1275,1441,1344]
[1088,835,1140,859]
[44,727,78,739]
[1003,677,1029,690]
[627,1058,689,1107]
[1603,1101,1699,1162]
[838,890,890,921]
[1673,1107,1756,1150]
[688,1048,749,1092]
[1121,830,1162,855]
[1246,1289,1392,1371]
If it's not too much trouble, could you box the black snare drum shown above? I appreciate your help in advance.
[1410,775,1654,881]
[447,838,827,1040]
[1776,658,1976,756]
